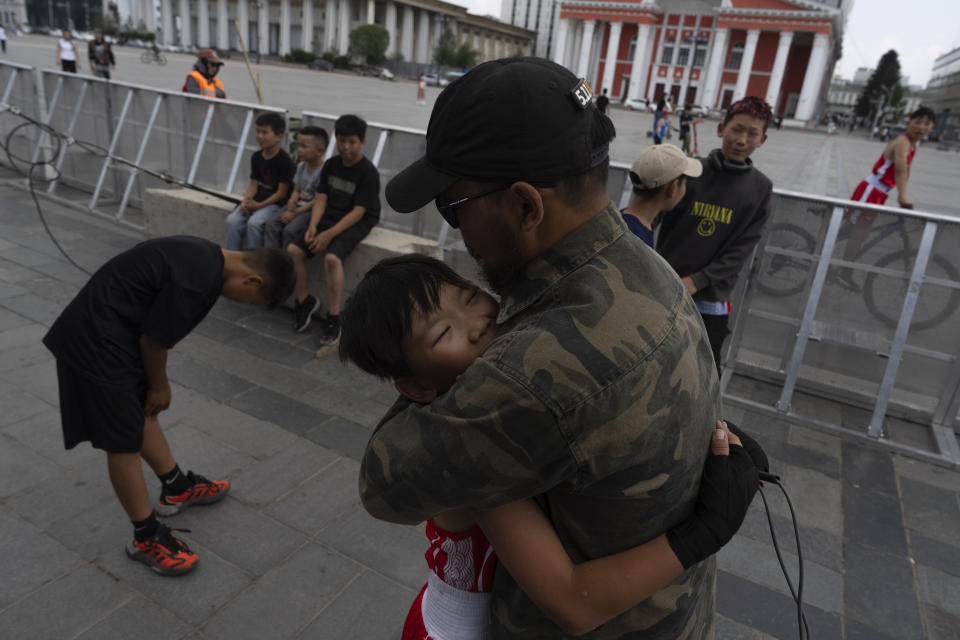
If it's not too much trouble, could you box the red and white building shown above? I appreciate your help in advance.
[551,0,852,123]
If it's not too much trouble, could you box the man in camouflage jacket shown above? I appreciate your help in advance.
[362,58,722,638]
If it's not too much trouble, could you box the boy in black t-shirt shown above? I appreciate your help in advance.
[225,112,296,250]
[43,237,295,576]
[286,114,381,341]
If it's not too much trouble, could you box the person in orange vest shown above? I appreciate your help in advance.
[182,48,226,98]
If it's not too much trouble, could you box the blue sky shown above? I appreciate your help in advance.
[454,0,959,87]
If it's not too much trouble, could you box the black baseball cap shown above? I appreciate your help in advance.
[386,57,614,213]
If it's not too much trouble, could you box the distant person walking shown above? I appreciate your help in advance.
[416,74,426,105]
[56,30,79,73]
[596,88,609,114]
[0,25,7,54]
[88,30,115,79]
[182,48,225,99]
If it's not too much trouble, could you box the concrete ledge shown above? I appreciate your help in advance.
[143,187,442,300]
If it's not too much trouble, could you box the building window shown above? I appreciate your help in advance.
[660,37,674,64]
[727,42,744,70]
[693,44,707,67]
[628,35,637,60]
[677,46,689,66]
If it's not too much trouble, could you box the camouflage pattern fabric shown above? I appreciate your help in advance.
[360,204,720,638]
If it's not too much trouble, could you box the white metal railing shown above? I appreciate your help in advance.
[3,60,958,466]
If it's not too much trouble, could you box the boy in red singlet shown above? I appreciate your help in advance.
[839,105,936,290]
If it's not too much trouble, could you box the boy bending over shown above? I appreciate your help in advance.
[43,237,295,576]
[340,255,761,638]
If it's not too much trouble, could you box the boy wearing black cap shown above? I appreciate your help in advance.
[286,114,380,340]
[657,95,774,373]
[358,58,760,639]
[42,237,295,576]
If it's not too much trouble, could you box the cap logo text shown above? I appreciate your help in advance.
[571,79,593,110]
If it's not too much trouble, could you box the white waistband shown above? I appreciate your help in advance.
[421,572,493,640]
[866,173,891,194]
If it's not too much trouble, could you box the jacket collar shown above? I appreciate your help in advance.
[497,202,625,323]
[708,148,753,173]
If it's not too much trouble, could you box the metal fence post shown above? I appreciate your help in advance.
[776,205,845,412]
[118,94,164,219]
[89,88,134,209]
[47,80,89,193]
[868,221,938,438]
[187,102,215,184]
[225,109,253,194]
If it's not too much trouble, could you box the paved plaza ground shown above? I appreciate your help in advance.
[2,36,960,639]
[1,185,960,639]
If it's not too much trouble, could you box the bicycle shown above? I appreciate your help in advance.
[140,49,167,66]
[754,207,960,331]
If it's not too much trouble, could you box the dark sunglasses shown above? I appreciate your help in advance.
[434,185,508,229]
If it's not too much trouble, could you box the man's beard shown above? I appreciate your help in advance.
[471,223,529,294]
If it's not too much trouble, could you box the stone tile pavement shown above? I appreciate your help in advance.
[1,184,959,639]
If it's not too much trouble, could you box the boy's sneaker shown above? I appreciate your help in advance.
[125,523,199,576]
[156,471,230,516]
[318,314,341,345]
[293,295,320,333]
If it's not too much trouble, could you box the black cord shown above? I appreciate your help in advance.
[758,475,811,640]
[0,104,243,275]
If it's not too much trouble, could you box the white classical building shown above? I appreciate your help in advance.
[501,0,560,59]
[0,0,27,27]
[124,0,533,63]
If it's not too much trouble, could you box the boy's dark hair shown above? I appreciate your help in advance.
[723,96,773,132]
[339,254,474,380]
[631,174,687,200]
[334,114,367,141]
[241,248,296,308]
[299,125,329,150]
[908,105,936,122]
[255,112,286,135]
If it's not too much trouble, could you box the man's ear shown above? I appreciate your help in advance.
[717,122,725,137]
[758,132,768,147]
[509,181,545,232]
[395,377,437,404]
[242,273,264,289]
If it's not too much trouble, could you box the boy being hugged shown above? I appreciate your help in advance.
[225,112,296,250]
[340,254,760,639]
[43,237,295,576]
[656,96,774,372]
[263,125,329,250]
[287,114,381,340]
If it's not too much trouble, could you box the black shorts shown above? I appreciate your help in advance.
[55,361,148,453]
[293,217,377,262]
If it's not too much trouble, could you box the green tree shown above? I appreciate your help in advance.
[435,27,458,66]
[453,42,479,68]
[349,24,390,64]
[854,50,902,122]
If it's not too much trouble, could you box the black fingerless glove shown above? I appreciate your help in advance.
[726,421,769,472]
[666,444,760,569]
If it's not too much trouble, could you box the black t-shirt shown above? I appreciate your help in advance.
[43,236,224,387]
[680,112,693,133]
[251,149,296,202]
[317,155,381,225]
[596,95,609,113]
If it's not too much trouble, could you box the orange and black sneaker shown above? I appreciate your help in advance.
[156,471,230,516]
[125,523,199,576]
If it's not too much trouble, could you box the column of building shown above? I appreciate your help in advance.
[401,4,414,61]
[416,8,430,63]
[626,23,651,102]
[179,0,191,45]
[325,0,336,54]
[198,0,210,46]
[794,32,830,121]
[732,29,759,100]
[302,0,314,50]
[600,21,621,96]
[700,26,728,109]
[217,0,228,50]
[576,20,594,80]
[161,0,173,44]
[551,17,568,67]
[385,1,397,57]
[337,0,350,53]
[765,30,793,112]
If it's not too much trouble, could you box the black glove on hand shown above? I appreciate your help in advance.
[725,421,769,472]
[666,442,760,570]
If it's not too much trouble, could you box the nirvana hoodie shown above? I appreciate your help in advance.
[656,148,772,303]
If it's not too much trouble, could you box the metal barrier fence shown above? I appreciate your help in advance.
[2,60,958,466]
[1,62,287,229]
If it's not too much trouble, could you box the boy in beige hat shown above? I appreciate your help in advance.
[621,143,701,247]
